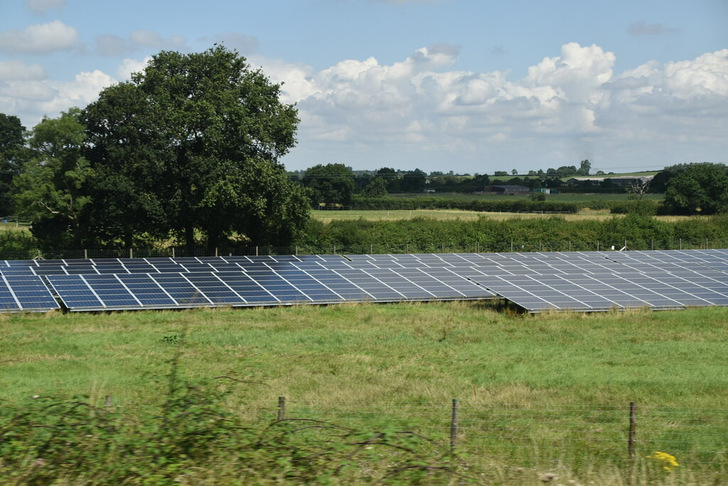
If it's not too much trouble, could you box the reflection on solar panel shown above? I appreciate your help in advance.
[5,249,728,313]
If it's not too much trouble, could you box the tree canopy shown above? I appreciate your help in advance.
[81,45,309,250]
[302,163,355,207]
[14,108,93,250]
[0,114,27,215]
[662,162,728,215]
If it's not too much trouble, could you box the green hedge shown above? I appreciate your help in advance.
[298,214,728,254]
[352,196,582,213]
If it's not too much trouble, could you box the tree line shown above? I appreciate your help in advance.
[1,46,727,254]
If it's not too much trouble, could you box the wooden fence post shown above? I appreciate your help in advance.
[450,398,459,452]
[277,396,286,422]
[628,401,636,459]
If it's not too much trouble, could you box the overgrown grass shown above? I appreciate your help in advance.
[2,303,728,483]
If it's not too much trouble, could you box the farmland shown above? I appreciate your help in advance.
[2,303,728,484]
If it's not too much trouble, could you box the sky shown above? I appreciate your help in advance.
[1,0,727,175]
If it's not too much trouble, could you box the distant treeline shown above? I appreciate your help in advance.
[350,196,581,213]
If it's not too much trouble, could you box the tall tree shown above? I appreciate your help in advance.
[14,109,94,250]
[360,176,388,197]
[400,168,427,193]
[302,163,355,207]
[82,45,308,251]
[0,113,27,215]
[577,159,591,176]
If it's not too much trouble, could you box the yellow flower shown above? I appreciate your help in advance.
[648,451,679,471]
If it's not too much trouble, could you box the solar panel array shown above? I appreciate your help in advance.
[1,249,727,313]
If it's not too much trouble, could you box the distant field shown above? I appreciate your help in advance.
[311,208,622,223]
[311,208,697,224]
[3,303,728,483]
[387,192,664,202]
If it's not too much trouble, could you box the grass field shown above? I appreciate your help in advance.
[2,303,728,484]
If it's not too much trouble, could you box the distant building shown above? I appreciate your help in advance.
[485,185,531,195]
[566,175,653,187]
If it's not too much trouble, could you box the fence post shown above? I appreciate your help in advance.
[129,248,133,259]
[105,395,113,407]
[450,398,459,452]
[628,401,636,459]
[277,396,286,422]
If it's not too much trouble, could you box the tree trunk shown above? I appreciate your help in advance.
[185,225,195,256]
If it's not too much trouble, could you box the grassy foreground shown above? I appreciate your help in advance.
[2,303,728,484]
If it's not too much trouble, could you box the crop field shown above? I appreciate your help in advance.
[310,208,622,223]
[2,303,728,484]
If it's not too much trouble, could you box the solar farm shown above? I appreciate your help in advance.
[1,248,728,313]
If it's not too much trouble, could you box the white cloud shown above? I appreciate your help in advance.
[0,70,115,128]
[0,20,79,54]
[0,60,46,81]
[116,57,151,81]
[262,43,728,170]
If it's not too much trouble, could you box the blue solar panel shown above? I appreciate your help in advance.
[4,249,727,313]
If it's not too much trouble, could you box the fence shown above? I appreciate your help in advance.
[263,398,728,470]
[5,238,728,260]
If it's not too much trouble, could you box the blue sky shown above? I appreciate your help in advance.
[1,0,727,174]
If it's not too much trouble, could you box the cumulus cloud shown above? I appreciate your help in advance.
[116,57,151,81]
[0,60,46,81]
[0,69,115,127]
[261,42,728,170]
[0,20,79,54]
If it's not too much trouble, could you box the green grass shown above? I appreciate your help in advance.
[2,303,728,483]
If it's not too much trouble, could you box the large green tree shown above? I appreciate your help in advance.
[662,162,728,215]
[82,45,308,251]
[14,108,94,250]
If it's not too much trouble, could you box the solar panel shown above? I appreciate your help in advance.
[0,275,60,312]
[5,249,727,313]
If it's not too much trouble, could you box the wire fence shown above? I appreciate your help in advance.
[6,239,728,260]
[262,398,728,470]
